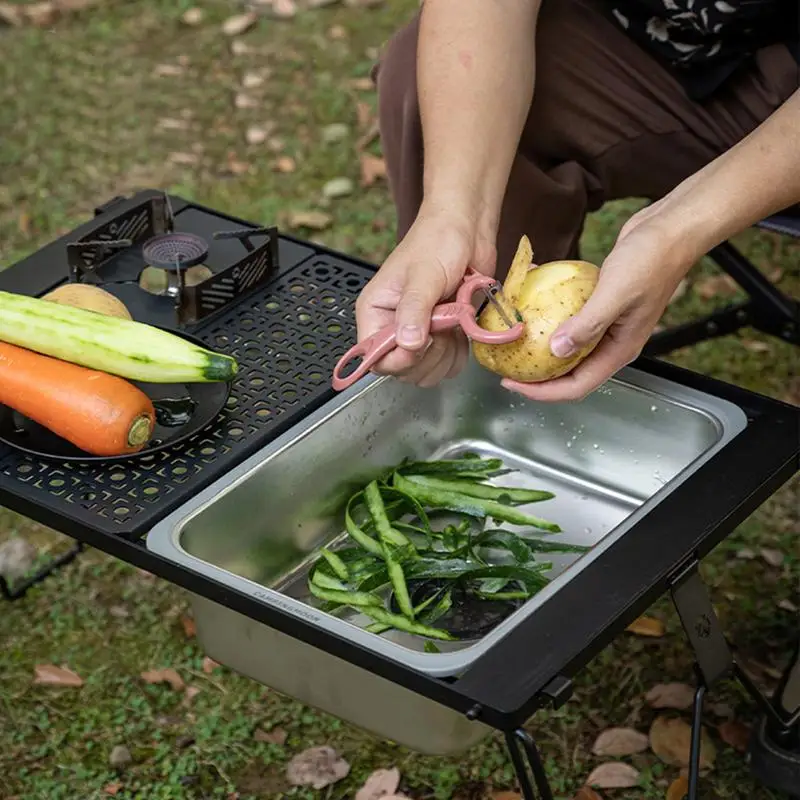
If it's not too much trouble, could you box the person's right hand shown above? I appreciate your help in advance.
[354,208,497,387]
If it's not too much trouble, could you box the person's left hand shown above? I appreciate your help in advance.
[502,205,692,403]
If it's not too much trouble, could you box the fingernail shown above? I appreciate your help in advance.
[550,333,576,358]
[398,325,423,347]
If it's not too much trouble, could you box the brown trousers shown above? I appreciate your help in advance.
[372,0,799,277]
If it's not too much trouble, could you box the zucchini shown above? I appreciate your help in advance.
[0,290,238,383]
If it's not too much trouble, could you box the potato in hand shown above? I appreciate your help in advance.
[472,236,601,383]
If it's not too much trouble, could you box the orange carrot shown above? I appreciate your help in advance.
[0,342,155,456]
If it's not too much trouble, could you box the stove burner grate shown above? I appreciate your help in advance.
[142,232,209,270]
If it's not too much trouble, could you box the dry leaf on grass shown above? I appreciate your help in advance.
[103,784,123,797]
[183,686,201,704]
[33,664,84,687]
[666,775,688,800]
[202,656,220,674]
[272,0,299,17]
[356,100,373,129]
[591,727,649,757]
[717,719,751,752]
[273,156,297,173]
[741,339,770,353]
[180,615,196,638]
[778,599,798,613]
[286,745,350,789]
[360,153,387,187]
[234,93,259,110]
[288,210,333,230]
[246,126,269,144]
[760,548,784,567]
[181,7,204,25]
[222,12,258,36]
[645,683,695,710]
[626,616,666,637]
[255,726,288,745]
[492,793,523,800]
[585,762,640,789]
[572,788,603,800]
[154,63,185,78]
[141,668,184,691]
[650,716,716,769]
[693,274,737,300]
[355,767,401,800]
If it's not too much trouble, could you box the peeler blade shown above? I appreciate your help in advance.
[480,284,522,330]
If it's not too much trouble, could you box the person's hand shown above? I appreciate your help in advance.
[355,208,497,387]
[502,204,691,402]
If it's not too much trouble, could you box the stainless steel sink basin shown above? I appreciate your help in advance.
[146,360,746,753]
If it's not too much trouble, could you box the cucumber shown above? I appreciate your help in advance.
[0,290,238,383]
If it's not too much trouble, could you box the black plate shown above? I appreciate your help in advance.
[0,331,231,464]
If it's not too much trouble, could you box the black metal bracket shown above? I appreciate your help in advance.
[645,240,800,357]
[0,540,85,601]
[506,729,554,800]
[669,560,800,800]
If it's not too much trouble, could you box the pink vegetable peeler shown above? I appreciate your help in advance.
[331,267,525,391]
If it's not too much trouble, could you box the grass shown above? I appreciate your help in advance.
[0,1,798,798]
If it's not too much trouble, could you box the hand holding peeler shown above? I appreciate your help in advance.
[331,268,525,391]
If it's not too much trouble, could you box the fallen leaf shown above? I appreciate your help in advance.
[571,789,602,800]
[0,3,25,25]
[246,125,270,145]
[585,762,640,789]
[231,39,250,56]
[273,156,296,173]
[286,745,350,790]
[741,339,770,353]
[626,616,666,637]
[222,12,258,36]
[234,93,258,109]
[103,784,122,797]
[181,7,204,25]
[109,744,132,768]
[736,548,756,560]
[328,23,347,39]
[649,716,716,769]
[778,599,798,613]
[718,719,751,753]
[666,776,689,800]
[23,2,59,27]
[141,668,185,691]
[694,274,737,300]
[0,537,37,581]
[760,548,784,567]
[154,63,185,77]
[356,767,401,800]
[492,793,523,800]
[180,615,196,638]
[271,0,298,18]
[350,77,375,91]
[356,101,373,128]
[591,727,649,757]
[183,685,201,704]
[202,656,220,674]
[323,177,354,198]
[255,726,288,745]
[645,683,695,710]
[158,117,190,131]
[168,152,199,166]
[109,605,129,619]
[242,70,268,89]
[288,210,333,230]
[322,122,350,143]
[33,664,84,687]
[360,153,387,187]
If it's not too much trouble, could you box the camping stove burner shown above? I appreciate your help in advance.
[141,232,210,300]
[142,232,209,270]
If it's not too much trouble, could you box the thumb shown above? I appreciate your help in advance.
[549,283,623,359]
[394,267,446,350]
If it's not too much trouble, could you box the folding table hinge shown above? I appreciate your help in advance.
[541,675,573,710]
[669,559,733,688]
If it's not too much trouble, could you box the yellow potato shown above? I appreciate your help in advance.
[43,284,132,320]
[472,235,601,383]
